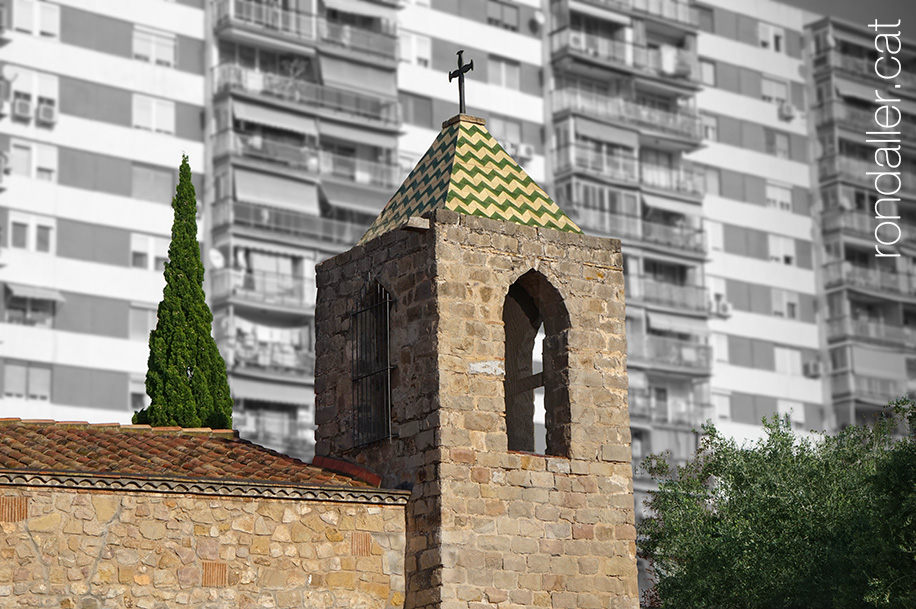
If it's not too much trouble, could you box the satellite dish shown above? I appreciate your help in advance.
[209,248,225,269]
[534,10,545,25]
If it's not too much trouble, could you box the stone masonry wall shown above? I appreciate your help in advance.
[315,209,639,609]
[0,487,405,609]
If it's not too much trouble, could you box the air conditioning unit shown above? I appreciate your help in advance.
[12,99,32,121]
[569,31,585,50]
[502,141,519,157]
[36,103,57,125]
[778,101,797,121]
[717,300,733,317]
[518,143,535,161]
[803,360,824,378]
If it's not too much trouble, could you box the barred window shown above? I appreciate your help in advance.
[352,282,393,446]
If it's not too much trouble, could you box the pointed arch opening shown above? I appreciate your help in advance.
[503,270,571,456]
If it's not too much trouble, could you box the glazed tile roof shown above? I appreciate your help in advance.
[0,419,373,488]
[358,114,582,244]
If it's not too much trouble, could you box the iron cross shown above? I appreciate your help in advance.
[449,50,474,115]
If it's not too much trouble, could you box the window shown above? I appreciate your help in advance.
[487,0,519,31]
[705,167,720,196]
[712,393,731,420]
[696,5,714,33]
[761,76,788,104]
[777,399,805,427]
[4,288,57,327]
[766,182,792,211]
[133,27,176,67]
[706,220,723,251]
[132,164,175,203]
[712,333,729,362]
[488,55,521,90]
[772,288,799,319]
[12,0,60,38]
[701,114,718,141]
[129,376,150,411]
[10,143,32,177]
[352,281,393,446]
[131,233,170,271]
[758,22,785,53]
[768,234,796,265]
[132,95,176,134]
[399,32,432,68]
[399,92,434,128]
[488,116,522,145]
[8,212,55,254]
[7,66,59,118]
[774,346,802,375]
[765,129,789,158]
[3,362,51,401]
[700,60,716,86]
[129,305,157,341]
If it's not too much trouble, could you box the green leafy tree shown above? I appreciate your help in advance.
[638,398,915,609]
[132,155,232,429]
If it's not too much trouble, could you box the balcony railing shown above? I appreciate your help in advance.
[826,316,914,347]
[629,333,712,372]
[319,150,403,189]
[211,268,313,309]
[554,143,638,183]
[817,154,916,193]
[629,391,712,426]
[626,275,708,311]
[641,218,706,253]
[640,161,704,197]
[814,50,916,89]
[553,88,703,140]
[832,372,908,403]
[824,260,915,296]
[631,0,698,26]
[550,29,699,83]
[214,63,399,125]
[212,200,370,247]
[815,100,916,141]
[564,207,704,254]
[318,16,397,59]
[213,131,320,172]
[214,0,316,41]
[218,336,315,378]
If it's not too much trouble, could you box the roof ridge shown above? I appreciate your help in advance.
[0,418,239,439]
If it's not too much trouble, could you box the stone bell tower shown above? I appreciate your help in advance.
[314,112,639,609]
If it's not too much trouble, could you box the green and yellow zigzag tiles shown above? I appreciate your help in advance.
[358,115,582,245]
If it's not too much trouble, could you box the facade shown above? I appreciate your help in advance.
[807,16,916,427]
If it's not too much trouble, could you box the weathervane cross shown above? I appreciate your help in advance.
[449,50,474,115]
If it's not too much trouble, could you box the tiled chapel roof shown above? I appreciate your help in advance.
[358,114,582,244]
[0,419,377,489]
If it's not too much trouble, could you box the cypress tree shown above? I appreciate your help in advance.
[133,155,233,429]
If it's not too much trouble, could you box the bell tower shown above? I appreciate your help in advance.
[314,113,639,609]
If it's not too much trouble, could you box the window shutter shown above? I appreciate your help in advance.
[3,364,27,397]
[27,366,50,400]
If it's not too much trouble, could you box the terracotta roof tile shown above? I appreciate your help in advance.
[0,419,374,489]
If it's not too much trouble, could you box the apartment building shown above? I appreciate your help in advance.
[0,1,206,423]
[807,16,916,427]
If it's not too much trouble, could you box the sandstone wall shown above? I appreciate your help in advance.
[0,487,405,609]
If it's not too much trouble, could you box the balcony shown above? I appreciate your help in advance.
[826,316,916,348]
[218,335,315,379]
[823,208,916,244]
[214,0,316,43]
[815,100,916,141]
[554,143,638,183]
[626,275,708,311]
[629,391,712,426]
[629,333,712,373]
[212,200,369,247]
[319,150,403,190]
[824,260,915,297]
[565,208,704,255]
[814,51,916,89]
[550,29,699,84]
[318,16,397,60]
[213,131,320,172]
[211,268,313,310]
[631,0,698,27]
[214,63,399,126]
[817,154,916,194]
[641,218,705,253]
[553,88,703,141]
[832,372,908,404]
[640,162,704,198]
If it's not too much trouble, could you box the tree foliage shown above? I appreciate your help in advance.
[638,398,916,609]
[132,156,233,429]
